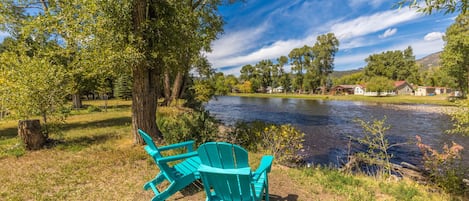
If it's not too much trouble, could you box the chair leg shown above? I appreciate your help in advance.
[264,177,269,201]
[144,172,166,191]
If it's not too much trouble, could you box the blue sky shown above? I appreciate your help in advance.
[207,0,458,75]
[0,1,456,76]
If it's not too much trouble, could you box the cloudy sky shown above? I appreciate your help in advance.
[207,0,457,75]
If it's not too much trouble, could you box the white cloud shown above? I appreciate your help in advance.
[348,0,387,8]
[207,24,268,61]
[210,35,316,68]
[330,8,421,40]
[379,28,397,38]
[424,32,444,41]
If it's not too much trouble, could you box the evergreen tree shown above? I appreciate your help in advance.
[114,74,133,100]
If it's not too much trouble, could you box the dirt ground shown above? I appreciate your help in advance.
[166,166,329,201]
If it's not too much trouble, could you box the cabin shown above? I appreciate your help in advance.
[394,81,414,95]
[331,85,357,95]
[415,86,436,96]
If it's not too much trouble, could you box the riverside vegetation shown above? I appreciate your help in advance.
[0,99,466,200]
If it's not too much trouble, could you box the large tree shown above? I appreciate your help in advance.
[397,0,468,14]
[311,33,339,95]
[363,47,419,83]
[441,12,469,97]
[289,45,312,93]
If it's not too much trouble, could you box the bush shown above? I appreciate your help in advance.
[416,135,467,195]
[225,120,266,151]
[352,116,401,177]
[86,105,102,113]
[157,110,218,146]
[259,124,305,164]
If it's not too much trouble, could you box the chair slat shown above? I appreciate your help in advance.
[138,129,201,201]
[197,142,273,201]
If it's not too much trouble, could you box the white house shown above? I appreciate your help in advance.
[354,85,364,95]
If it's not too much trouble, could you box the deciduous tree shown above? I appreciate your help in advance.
[312,33,339,94]
[441,12,469,97]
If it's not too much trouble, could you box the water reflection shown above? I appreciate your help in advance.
[206,96,469,167]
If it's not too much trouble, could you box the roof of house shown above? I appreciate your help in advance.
[394,81,408,87]
[334,85,360,89]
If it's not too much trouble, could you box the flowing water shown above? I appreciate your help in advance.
[205,96,469,167]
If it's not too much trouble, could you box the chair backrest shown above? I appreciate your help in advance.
[199,165,255,201]
[197,142,249,169]
[198,142,257,200]
[138,129,163,159]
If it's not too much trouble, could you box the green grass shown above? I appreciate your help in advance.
[0,99,460,200]
[230,93,455,105]
[286,165,456,201]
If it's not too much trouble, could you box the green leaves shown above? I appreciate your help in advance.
[0,52,66,121]
[441,12,469,96]
[396,0,468,15]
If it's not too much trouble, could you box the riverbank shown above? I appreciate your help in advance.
[0,102,456,200]
[228,93,457,114]
[229,93,455,106]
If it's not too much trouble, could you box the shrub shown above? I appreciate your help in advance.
[259,124,305,164]
[86,105,102,113]
[353,116,401,177]
[157,110,218,146]
[415,135,467,195]
[225,120,266,151]
[447,99,469,136]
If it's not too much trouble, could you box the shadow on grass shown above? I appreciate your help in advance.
[49,116,131,151]
[270,194,299,201]
[48,131,122,151]
[61,116,132,132]
[0,127,17,140]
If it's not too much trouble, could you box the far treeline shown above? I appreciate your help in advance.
[211,11,468,98]
[0,0,467,144]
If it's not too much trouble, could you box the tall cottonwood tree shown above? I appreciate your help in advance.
[312,33,339,95]
[441,12,469,97]
[108,0,233,143]
[161,1,223,106]
[289,45,312,93]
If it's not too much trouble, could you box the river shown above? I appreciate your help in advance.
[205,96,469,167]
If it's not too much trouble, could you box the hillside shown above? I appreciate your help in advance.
[332,51,442,77]
[416,51,441,70]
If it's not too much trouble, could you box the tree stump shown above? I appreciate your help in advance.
[18,119,46,150]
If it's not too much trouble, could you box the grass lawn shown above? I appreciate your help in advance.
[0,99,459,200]
[231,93,454,105]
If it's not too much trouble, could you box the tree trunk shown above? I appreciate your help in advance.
[72,93,82,109]
[131,0,163,144]
[18,119,46,150]
[162,70,172,106]
[170,71,184,104]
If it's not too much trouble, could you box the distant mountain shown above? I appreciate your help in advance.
[332,52,442,78]
[416,51,441,70]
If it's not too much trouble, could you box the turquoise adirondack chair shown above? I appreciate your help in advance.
[138,129,201,201]
[197,142,274,201]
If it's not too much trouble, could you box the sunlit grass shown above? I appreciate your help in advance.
[231,93,453,105]
[0,100,459,200]
[286,165,454,201]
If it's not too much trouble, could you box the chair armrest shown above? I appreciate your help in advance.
[157,151,199,163]
[199,165,251,175]
[158,140,196,152]
[252,155,274,181]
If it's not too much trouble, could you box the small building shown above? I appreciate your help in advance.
[415,86,436,96]
[273,86,284,93]
[354,85,365,95]
[394,81,414,95]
